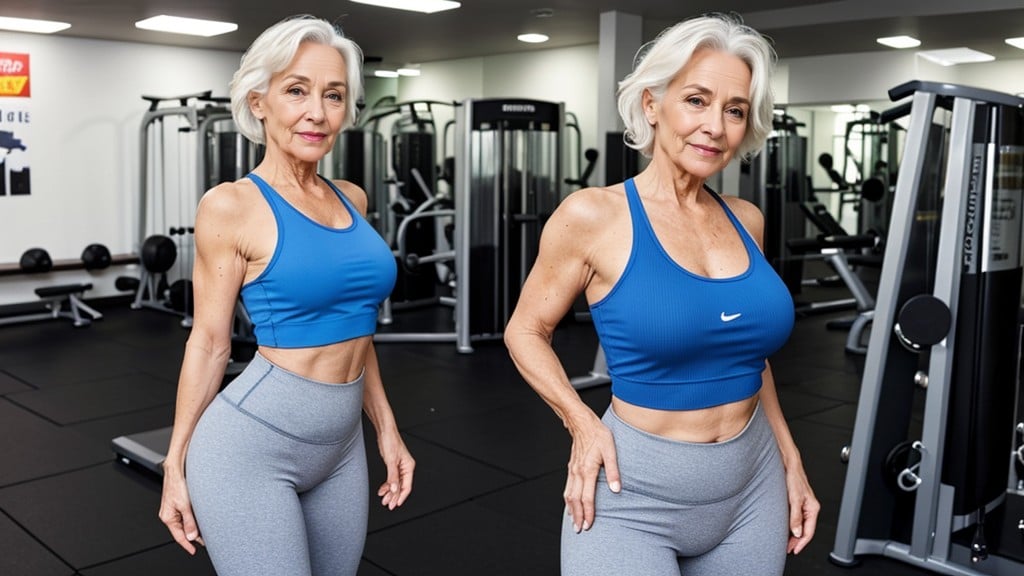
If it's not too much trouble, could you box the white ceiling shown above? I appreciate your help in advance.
[3,0,1024,69]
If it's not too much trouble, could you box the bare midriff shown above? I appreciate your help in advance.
[257,335,372,385]
[611,394,759,443]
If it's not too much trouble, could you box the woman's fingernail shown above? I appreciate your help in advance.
[186,531,198,541]
[582,521,590,531]
[573,523,580,533]
[610,481,621,492]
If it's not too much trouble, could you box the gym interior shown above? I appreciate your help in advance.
[2,1,1024,575]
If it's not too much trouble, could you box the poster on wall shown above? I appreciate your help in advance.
[0,52,31,196]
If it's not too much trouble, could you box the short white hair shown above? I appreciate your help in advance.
[229,15,363,144]
[617,14,777,160]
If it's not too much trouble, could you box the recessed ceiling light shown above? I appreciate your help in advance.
[517,33,549,44]
[397,67,421,77]
[0,16,70,34]
[1007,37,1024,50]
[351,0,461,14]
[374,70,399,78]
[135,15,237,37]
[830,104,856,113]
[917,47,995,66]
[877,35,920,49]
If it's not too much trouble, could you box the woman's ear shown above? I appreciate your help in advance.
[641,89,657,125]
[248,92,264,121]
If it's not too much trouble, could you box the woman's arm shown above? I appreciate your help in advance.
[504,189,622,533]
[158,184,249,554]
[729,195,820,554]
[339,177,415,510]
[362,341,414,510]
[758,364,819,554]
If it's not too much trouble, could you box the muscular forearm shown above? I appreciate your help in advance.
[163,338,232,474]
[505,326,597,433]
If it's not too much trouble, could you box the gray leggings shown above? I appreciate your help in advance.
[562,403,789,576]
[186,352,367,576]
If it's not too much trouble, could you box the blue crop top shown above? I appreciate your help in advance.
[589,178,794,410]
[239,173,396,348]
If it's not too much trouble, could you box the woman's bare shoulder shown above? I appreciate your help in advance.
[195,178,268,230]
[330,178,368,215]
[551,184,627,231]
[720,193,763,224]
[719,192,766,244]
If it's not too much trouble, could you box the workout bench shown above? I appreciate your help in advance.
[0,245,129,328]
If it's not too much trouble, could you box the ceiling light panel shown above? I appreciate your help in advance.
[135,15,238,37]
[351,0,461,14]
[876,35,920,49]
[0,16,70,34]
[517,33,549,44]
[916,47,995,66]
[1006,37,1024,50]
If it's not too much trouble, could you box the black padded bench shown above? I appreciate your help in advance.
[0,246,114,328]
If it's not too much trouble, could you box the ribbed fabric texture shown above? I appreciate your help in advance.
[239,174,396,348]
[590,179,794,410]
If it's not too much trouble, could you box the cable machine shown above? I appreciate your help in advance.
[744,113,811,290]
[374,98,563,353]
[830,80,1024,575]
[133,92,261,326]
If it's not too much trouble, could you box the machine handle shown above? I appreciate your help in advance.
[897,441,925,492]
[1014,423,1024,469]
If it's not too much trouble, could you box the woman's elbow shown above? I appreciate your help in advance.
[503,317,523,353]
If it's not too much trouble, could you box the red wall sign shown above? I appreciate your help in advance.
[0,53,30,98]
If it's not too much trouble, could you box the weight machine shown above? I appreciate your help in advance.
[131,92,262,327]
[374,98,563,353]
[831,80,1024,575]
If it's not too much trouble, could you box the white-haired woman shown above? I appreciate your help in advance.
[158,15,414,576]
[505,13,817,576]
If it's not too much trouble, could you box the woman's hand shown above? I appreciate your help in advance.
[376,429,415,510]
[158,469,205,555]
[564,415,621,533]
[784,461,819,554]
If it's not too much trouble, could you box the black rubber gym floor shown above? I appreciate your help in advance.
[0,289,936,575]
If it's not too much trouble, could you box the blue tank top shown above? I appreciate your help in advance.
[589,178,794,410]
[239,173,396,348]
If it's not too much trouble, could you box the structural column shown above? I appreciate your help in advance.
[597,11,642,187]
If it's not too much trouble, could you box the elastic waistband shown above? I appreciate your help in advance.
[602,402,778,504]
[218,352,365,445]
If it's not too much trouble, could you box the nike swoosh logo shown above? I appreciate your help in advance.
[721,312,742,322]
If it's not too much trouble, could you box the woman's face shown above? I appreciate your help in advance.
[251,42,349,163]
[644,48,751,180]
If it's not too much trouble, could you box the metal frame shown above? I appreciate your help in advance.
[830,81,1024,576]
[135,96,246,329]
[375,98,564,353]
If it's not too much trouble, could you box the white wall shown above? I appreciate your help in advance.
[0,31,240,304]
[782,50,1023,105]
